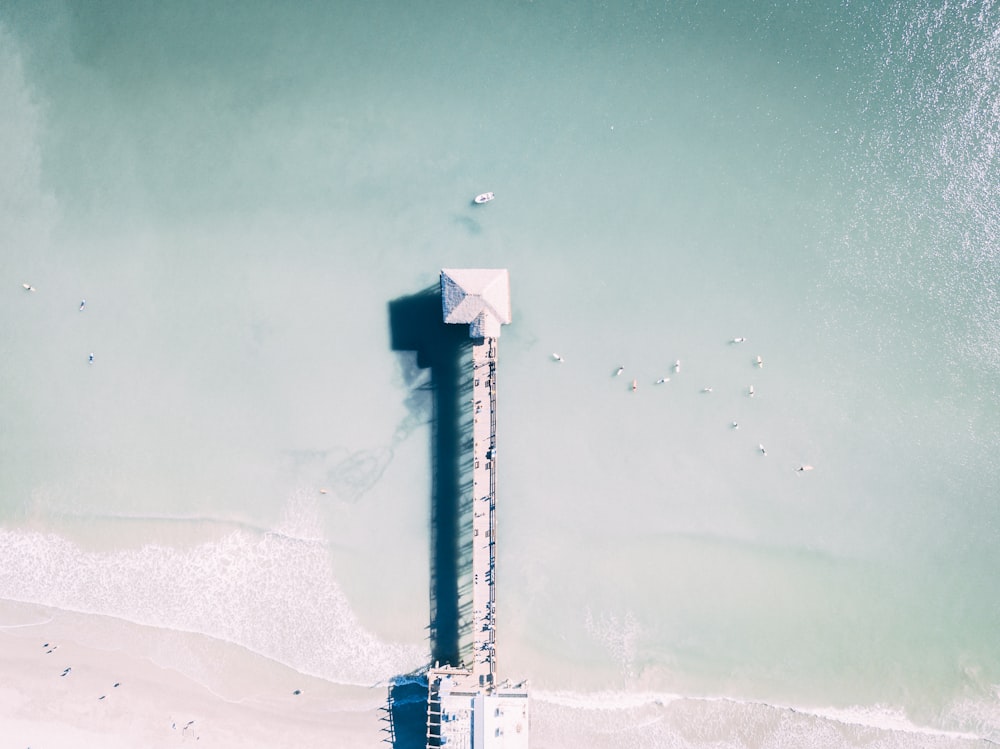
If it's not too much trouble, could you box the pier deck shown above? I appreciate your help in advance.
[470,337,498,684]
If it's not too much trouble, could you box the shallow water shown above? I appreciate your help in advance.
[2,1,999,746]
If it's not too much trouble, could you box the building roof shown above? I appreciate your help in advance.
[433,671,530,749]
[441,269,512,338]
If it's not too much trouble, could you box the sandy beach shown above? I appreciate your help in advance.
[0,599,384,748]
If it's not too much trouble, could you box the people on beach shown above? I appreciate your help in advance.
[655,377,670,384]
[673,360,681,372]
[797,465,814,472]
[748,384,755,397]
[88,353,94,364]
[79,299,86,311]
[615,365,624,376]
[631,378,638,392]
[552,353,564,362]
[731,336,746,343]
[759,444,767,456]
[702,386,713,393]
[755,355,763,367]
[23,283,36,292]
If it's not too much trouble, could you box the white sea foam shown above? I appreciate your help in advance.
[939,690,1000,745]
[0,495,426,686]
[531,689,992,748]
[583,608,641,679]
[799,702,982,741]
[533,688,684,711]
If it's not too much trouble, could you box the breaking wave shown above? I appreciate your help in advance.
[0,494,426,686]
[532,688,998,748]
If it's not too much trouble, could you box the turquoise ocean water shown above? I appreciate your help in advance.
[2,2,999,746]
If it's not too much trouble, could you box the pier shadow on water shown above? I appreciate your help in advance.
[385,285,475,747]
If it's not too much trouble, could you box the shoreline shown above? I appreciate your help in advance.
[3,593,994,748]
[0,600,385,747]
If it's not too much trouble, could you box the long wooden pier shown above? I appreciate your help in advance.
[427,268,528,749]
[471,337,498,685]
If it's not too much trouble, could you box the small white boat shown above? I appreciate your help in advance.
[474,192,495,204]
